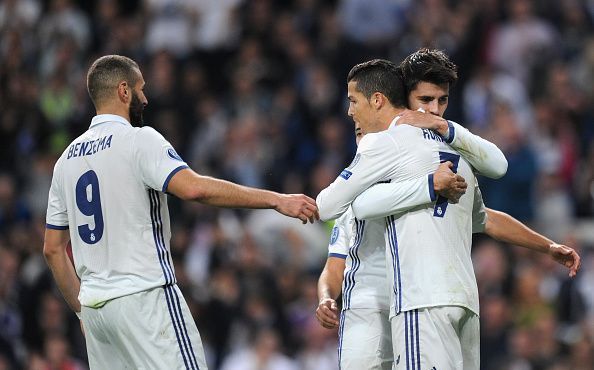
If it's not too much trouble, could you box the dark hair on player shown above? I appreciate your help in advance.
[87,55,140,108]
[399,48,458,94]
[347,59,406,107]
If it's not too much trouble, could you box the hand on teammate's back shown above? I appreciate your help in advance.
[275,194,320,224]
[548,243,581,278]
[433,161,467,203]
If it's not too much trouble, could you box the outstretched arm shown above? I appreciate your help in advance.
[167,168,319,224]
[397,110,508,179]
[484,208,581,277]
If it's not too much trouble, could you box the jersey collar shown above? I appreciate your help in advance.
[90,114,132,128]
[389,115,401,129]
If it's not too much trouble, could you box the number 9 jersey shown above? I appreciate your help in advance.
[46,114,189,308]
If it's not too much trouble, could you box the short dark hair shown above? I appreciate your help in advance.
[87,55,140,107]
[347,59,406,107]
[399,48,458,94]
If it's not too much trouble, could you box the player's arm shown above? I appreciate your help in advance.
[317,256,345,329]
[351,161,467,220]
[397,110,508,178]
[316,133,408,221]
[483,208,581,277]
[43,228,81,314]
[134,127,318,224]
[317,213,350,329]
[167,169,318,224]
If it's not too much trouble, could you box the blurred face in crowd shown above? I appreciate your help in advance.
[407,82,449,117]
[347,80,378,134]
[129,72,147,126]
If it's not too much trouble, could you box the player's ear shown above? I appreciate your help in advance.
[371,92,385,110]
[117,81,129,103]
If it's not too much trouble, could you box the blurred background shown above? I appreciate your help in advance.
[0,0,593,369]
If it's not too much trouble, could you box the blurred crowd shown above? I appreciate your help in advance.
[0,0,593,369]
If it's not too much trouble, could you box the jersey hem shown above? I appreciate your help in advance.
[162,165,189,192]
[328,253,347,259]
[46,223,69,230]
[444,120,455,144]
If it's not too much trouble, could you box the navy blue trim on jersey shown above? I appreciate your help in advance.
[329,253,347,259]
[149,190,175,285]
[342,219,365,309]
[163,286,200,369]
[162,165,189,192]
[386,216,402,314]
[405,312,410,370]
[338,310,346,370]
[405,310,421,370]
[427,174,436,202]
[415,309,421,368]
[46,223,69,230]
[444,121,455,144]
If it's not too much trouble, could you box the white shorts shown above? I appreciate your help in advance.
[391,306,479,370]
[338,308,393,370]
[82,284,208,370]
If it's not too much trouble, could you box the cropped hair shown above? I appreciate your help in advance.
[347,59,406,107]
[87,55,140,107]
[399,48,458,94]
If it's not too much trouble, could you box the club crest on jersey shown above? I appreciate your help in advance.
[330,226,340,244]
[347,153,361,169]
[167,148,183,161]
[339,169,353,180]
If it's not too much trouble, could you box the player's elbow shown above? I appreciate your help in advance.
[491,158,508,179]
[317,203,338,222]
[43,242,61,261]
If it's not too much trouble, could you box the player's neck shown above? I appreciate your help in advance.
[376,106,405,131]
[96,104,131,123]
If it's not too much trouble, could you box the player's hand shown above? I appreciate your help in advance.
[316,298,339,329]
[548,243,581,278]
[433,162,467,203]
[397,109,449,136]
[275,194,320,224]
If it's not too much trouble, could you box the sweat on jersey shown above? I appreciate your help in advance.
[46,114,188,308]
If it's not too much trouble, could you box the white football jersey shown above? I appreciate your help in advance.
[327,176,433,311]
[46,114,188,308]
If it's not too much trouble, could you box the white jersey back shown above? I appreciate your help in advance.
[46,114,188,307]
[380,124,482,316]
[327,208,390,311]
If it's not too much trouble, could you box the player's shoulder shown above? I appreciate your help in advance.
[357,130,394,152]
[132,125,169,147]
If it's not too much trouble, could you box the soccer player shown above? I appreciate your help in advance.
[43,55,319,369]
[316,127,467,369]
[316,59,509,369]
[317,57,578,369]
[315,58,504,369]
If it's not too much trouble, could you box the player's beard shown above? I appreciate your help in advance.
[129,91,145,126]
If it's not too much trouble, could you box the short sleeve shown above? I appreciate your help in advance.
[472,180,487,233]
[327,210,352,258]
[46,161,69,230]
[134,127,189,192]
